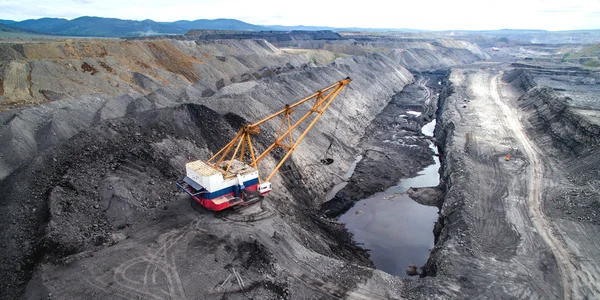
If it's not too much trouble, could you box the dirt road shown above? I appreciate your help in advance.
[420,68,572,298]
[490,73,580,299]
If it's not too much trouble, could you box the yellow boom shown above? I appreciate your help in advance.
[207,77,352,183]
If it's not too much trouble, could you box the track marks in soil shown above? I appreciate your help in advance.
[88,221,205,300]
[490,73,582,299]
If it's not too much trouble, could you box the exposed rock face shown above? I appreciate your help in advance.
[503,66,600,241]
[0,39,336,106]
[504,68,600,156]
[0,38,414,299]
[274,38,489,71]
[502,68,537,92]
[186,30,342,42]
[517,86,600,155]
[386,40,489,72]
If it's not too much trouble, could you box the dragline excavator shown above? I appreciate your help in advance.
[176,77,352,211]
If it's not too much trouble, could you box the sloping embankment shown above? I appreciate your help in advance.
[504,68,600,226]
[516,86,600,155]
[409,69,566,299]
[273,38,489,71]
[0,38,413,299]
[385,39,489,72]
[503,66,600,297]
[0,39,336,106]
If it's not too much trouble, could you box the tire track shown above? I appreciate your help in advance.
[489,72,580,299]
[106,221,207,300]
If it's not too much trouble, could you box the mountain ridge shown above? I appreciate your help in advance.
[2,16,600,42]
[0,16,420,37]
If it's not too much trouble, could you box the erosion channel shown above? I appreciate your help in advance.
[339,117,440,278]
[326,72,445,277]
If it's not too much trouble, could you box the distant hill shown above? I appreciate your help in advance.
[10,17,69,33]
[168,18,267,31]
[9,17,177,37]
[8,16,596,41]
[0,23,54,39]
[0,24,26,32]
[0,23,41,34]
[53,17,179,37]
[0,20,17,25]
[3,16,270,37]
[0,16,418,38]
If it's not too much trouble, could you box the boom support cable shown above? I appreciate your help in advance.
[206,77,352,183]
[321,86,349,165]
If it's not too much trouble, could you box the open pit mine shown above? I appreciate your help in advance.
[1,30,599,299]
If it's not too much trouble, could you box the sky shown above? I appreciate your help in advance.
[1,0,599,30]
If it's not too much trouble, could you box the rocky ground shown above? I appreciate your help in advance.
[0,39,336,108]
[1,34,599,300]
[324,55,599,299]
[0,37,429,300]
[410,62,599,298]
[321,71,448,217]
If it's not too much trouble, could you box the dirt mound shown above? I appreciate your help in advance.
[0,39,336,107]
[0,37,417,298]
[0,103,234,295]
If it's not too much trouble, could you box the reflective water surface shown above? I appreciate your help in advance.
[339,120,439,278]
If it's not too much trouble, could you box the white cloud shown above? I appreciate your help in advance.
[0,0,599,30]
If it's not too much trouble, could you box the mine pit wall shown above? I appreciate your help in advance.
[517,87,600,154]
[0,39,336,106]
[273,39,490,72]
[0,52,414,204]
[419,73,454,279]
[0,36,491,298]
[0,40,413,298]
[421,67,598,298]
[0,39,336,182]
[504,69,600,225]
[189,53,415,208]
[504,69,600,156]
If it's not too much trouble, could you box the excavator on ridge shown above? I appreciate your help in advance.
[176,77,352,211]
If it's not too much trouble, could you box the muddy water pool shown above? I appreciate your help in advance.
[339,119,439,277]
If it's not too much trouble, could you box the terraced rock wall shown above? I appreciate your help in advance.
[0,39,335,106]
[0,39,413,299]
[275,38,489,71]
[517,87,600,154]
[504,69,600,155]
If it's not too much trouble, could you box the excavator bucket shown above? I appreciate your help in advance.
[321,158,334,165]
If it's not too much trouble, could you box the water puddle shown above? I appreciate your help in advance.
[339,119,440,278]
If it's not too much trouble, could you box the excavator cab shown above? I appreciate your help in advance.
[258,182,272,195]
